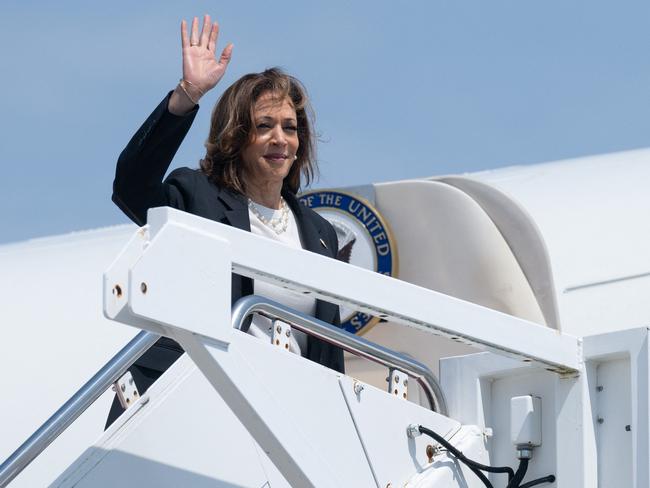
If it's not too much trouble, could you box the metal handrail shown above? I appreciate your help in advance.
[0,331,159,488]
[231,295,449,416]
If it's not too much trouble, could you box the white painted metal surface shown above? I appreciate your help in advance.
[441,352,587,487]
[54,356,280,487]
[594,359,632,486]
[440,327,650,487]
[338,374,464,487]
[55,347,379,487]
[583,328,650,488]
[117,206,580,373]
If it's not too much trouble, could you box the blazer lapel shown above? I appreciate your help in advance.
[284,191,330,257]
[224,208,250,231]
[218,188,251,231]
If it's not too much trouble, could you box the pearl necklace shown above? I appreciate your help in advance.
[247,197,289,234]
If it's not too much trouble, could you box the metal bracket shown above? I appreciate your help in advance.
[388,368,408,400]
[272,320,292,351]
[112,371,140,409]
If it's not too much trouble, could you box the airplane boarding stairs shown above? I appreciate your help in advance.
[0,294,488,486]
[4,206,648,487]
[45,316,483,488]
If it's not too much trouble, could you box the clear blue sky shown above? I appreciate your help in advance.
[1,0,649,244]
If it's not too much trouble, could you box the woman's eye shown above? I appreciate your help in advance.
[256,123,271,129]
[284,126,298,132]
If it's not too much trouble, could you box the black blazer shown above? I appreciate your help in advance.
[112,93,345,374]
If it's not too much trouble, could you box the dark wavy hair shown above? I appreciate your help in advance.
[200,67,317,195]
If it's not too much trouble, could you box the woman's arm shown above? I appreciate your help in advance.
[112,15,233,225]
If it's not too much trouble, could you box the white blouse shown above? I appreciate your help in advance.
[246,201,316,356]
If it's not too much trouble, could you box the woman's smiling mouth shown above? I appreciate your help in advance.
[264,153,288,162]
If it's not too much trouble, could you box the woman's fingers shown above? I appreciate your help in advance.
[190,16,199,46]
[199,15,211,48]
[208,22,219,52]
[178,14,230,93]
[181,19,189,49]
[183,15,219,50]
[219,43,234,68]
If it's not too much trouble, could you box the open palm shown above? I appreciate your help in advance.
[181,15,233,94]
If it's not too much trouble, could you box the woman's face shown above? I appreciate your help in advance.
[241,91,299,190]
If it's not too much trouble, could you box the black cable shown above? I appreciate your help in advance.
[418,426,514,480]
[418,427,493,488]
[519,474,556,488]
[418,425,515,487]
[465,463,494,488]
[506,458,529,488]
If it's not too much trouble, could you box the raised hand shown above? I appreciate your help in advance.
[181,15,233,93]
[170,14,233,114]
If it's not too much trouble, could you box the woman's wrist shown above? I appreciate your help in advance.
[181,79,206,100]
[168,82,202,115]
[178,79,205,104]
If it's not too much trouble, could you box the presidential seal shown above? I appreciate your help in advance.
[299,190,398,334]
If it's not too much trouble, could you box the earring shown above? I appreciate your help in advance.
[293,155,298,160]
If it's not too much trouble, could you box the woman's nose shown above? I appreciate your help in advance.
[270,125,287,146]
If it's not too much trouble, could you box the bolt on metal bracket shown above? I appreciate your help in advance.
[112,370,140,409]
[272,319,292,351]
[388,368,408,400]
